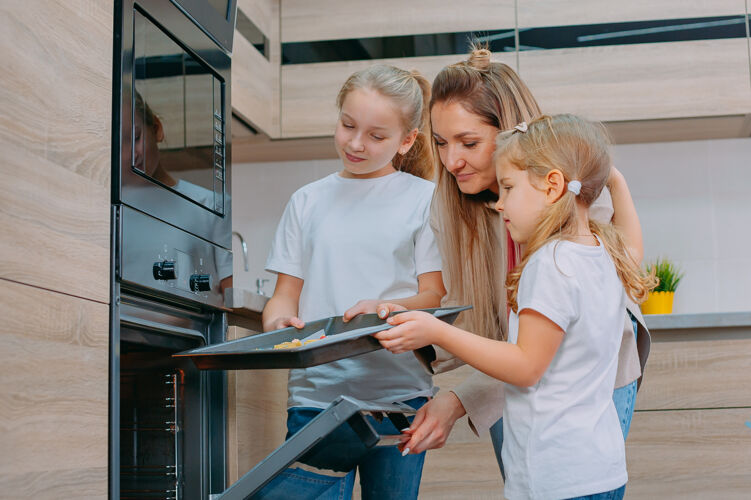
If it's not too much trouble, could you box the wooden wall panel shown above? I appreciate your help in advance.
[238,0,276,43]
[225,326,289,484]
[0,0,111,303]
[518,39,751,123]
[626,408,751,499]
[518,0,746,28]
[232,0,281,138]
[636,331,751,411]
[281,0,514,43]
[281,52,518,138]
[0,280,109,499]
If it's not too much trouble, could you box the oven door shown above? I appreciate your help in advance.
[114,0,232,249]
[111,291,227,500]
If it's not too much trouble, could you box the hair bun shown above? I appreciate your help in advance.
[468,48,492,70]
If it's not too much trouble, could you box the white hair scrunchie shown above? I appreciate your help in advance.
[514,122,528,133]
[568,180,582,195]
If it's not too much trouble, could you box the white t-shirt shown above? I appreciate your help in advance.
[502,238,628,500]
[265,171,442,408]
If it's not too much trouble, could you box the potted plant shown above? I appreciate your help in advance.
[641,257,684,314]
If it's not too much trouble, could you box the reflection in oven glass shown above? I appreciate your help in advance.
[132,9,225,215]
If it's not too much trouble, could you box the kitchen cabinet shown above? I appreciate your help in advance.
[625,321,751,498]
[0,280,109,498]
[231,0,281,138]
[225,325,290,485]
[0,1,112,498]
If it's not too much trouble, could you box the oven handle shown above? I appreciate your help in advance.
[120,313,207,342]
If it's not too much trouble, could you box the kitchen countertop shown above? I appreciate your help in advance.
[224,287,270,314]
[644,311,751,331]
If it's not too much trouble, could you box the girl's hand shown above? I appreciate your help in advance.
[342,299,380,322]
[374,311,445,354]
[269,316,305,331]
[398,391,465,454]
[343,301,407,322]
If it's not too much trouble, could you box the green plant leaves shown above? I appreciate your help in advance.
[645,257,684,292]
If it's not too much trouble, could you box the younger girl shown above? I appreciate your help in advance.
[261,65,445,499]
[376,114,655,500]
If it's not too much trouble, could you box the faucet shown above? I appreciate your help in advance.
[232,231,249,272]
[256,278,270,296]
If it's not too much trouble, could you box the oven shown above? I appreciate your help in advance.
[111,1,237,499]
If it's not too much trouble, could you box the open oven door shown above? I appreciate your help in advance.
[212,396,415,500]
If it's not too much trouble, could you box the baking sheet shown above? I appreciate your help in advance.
[174,305,471,370]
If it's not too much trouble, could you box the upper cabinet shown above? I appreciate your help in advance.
[231,0,281,138]
[0,1,111,303]
[516,0,751,123]
[272,0,751,140]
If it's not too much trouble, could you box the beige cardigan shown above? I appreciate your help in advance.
[417,188,652,435]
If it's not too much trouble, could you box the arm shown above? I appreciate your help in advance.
[375,308,563,387]
[342,271,446,321]
[261,273,305,331]
[609,166,644,265]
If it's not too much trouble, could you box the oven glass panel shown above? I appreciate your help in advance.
[208,0,230,19]
[133,8,225,215]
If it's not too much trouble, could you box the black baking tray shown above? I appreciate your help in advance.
[216,396,416,500]
[174,305,471,370]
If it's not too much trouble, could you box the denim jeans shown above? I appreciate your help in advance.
[255,397,427,500]
[565,484,626,500]
[491,317,640,479]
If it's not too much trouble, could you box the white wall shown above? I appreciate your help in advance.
[613,137,751,314]
[231,137,751,313]
[230,159,340,295]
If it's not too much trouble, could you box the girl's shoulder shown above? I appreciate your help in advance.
[287,172,340,202]
[525,240,585,276]
[395,171,437,191]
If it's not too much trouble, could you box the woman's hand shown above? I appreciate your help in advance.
[374,310,446,354]
[268,316,305,331]
[398,391,466,454]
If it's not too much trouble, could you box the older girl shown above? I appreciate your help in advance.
[261,65,445,500]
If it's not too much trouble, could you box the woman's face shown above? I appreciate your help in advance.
[334,88,414,179]
[431,101,499,195]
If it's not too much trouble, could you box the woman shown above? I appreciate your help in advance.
[379,48,650,473]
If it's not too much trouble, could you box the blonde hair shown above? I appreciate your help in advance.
[336,65,433,180]
[496,114,657,312]
[430,47,541,340]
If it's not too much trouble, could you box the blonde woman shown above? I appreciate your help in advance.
[376,49,649,474]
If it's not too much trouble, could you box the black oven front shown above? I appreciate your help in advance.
[111,1,236,498]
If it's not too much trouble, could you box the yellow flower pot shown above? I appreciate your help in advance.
[640,291,675,315]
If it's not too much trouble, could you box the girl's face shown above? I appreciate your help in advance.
[431,101,499,195]
[495,157,547,244]
[334,88,415,179]
[134,113,163,178]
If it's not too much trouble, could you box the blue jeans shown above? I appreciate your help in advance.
[491,317,640,479]
[255,397,427,500]
[566,484,626,500]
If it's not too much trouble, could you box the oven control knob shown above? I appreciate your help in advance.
[190,274,212,292]
[153,260,176,280]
